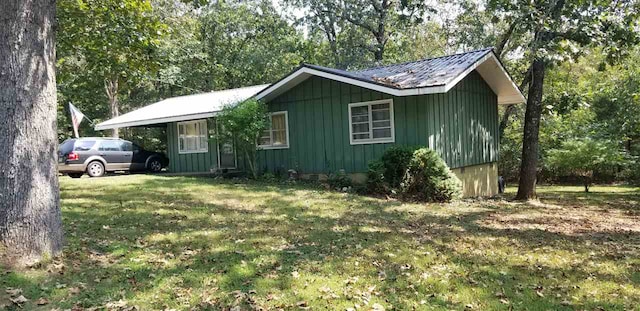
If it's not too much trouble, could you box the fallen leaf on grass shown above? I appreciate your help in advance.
[10,295,28,304]
[5,288,22,297]
[296,300,310,310]
[291,271,300,278]
[36,297,49,305]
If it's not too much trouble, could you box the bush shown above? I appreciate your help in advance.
[400,148,462,202]
[366,160,387,194]
[328,169,352,190]
[623,160,640,186]
[380,146,418,188]
[547,138,629,192]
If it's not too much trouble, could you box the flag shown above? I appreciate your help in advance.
[69,103,86,138]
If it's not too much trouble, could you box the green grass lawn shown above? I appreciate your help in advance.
[2,175,640,310]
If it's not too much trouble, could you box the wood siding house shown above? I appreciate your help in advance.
[96,48,525,197]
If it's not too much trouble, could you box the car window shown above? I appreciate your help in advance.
[59,139,75,154]
[98,140,122,151]
[132,143,142,151]
[74,140,96,151]
[120,141,133,151]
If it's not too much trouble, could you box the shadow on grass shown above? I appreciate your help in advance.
[2,176,639,310]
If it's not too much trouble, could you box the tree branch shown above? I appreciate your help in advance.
[495,21,517,58]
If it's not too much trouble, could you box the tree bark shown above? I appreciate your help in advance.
[494,21,517,58]
[0,0,64,266]
[515,58,545,200]
[104,78,120,137]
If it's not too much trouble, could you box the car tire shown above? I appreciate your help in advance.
[147,158,162,173]
[68,173,83,179]
[86,161,105,177]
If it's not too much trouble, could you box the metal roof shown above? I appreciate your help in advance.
[305,48,493,89]
[256,48,525,105]
[96,48,524,131]
[95,84,269,130]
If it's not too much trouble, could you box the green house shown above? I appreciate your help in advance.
[96,48,524,197]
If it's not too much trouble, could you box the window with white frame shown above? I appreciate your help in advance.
[258,111,289,149]
[349,99,394,144]
[178,119,208,153]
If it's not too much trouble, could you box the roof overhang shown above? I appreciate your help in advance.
[94,112,218,130]
[94,84,269,131]
[256,53,525,105]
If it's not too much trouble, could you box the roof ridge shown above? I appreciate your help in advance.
[354,47,494,73]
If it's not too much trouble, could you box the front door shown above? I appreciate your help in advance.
[218,142,236,169]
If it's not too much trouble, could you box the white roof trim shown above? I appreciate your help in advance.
[443,52,494,93]
[255,67,447,102]
[94,112,218,130]
[255,53,525,105]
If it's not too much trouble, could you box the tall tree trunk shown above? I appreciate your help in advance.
[0,0,63,266]
[515,58,545,200]
[104,78,120,137]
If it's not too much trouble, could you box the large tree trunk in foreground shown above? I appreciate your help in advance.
[0,0,63,266]
[515,58,545,200]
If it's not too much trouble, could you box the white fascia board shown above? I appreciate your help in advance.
[447,53,526,105]
[487,55,526,104]
[255,67,447,101]
[94,111,218,131]
[498,96,527,105]
[443,53,494,93]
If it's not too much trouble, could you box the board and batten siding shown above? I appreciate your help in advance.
[257,70,498,175]
[166,119,219,173]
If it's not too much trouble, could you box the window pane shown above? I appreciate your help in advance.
[120,141,132,151]
[353,133,370,140]
[184,123,196,136]
[199,121,207,135]
[258,136,271,146]
[179,124,185,135]
[199,136,207,150]
[351,106,369,116]
[272,114,286,131]
[98,141,121,151]
[74,140,96,151]
[179,138,185,151]
[373,128,391,139]
[259,129,271,146]
[352,123,369,134]
[351,115,369,123]
[186,137,196,150]
[371,103,389,110]
[273,130,287,145]
[372,109,390,121]
[372,120,390,128]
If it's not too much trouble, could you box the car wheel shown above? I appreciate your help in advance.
[147,158,162,173]
[68,173,83,179]
[86,161,105,177]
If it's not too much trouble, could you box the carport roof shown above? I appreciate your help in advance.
[95,84,269,130]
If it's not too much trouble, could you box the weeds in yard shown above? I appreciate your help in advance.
[1,176,639,310]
